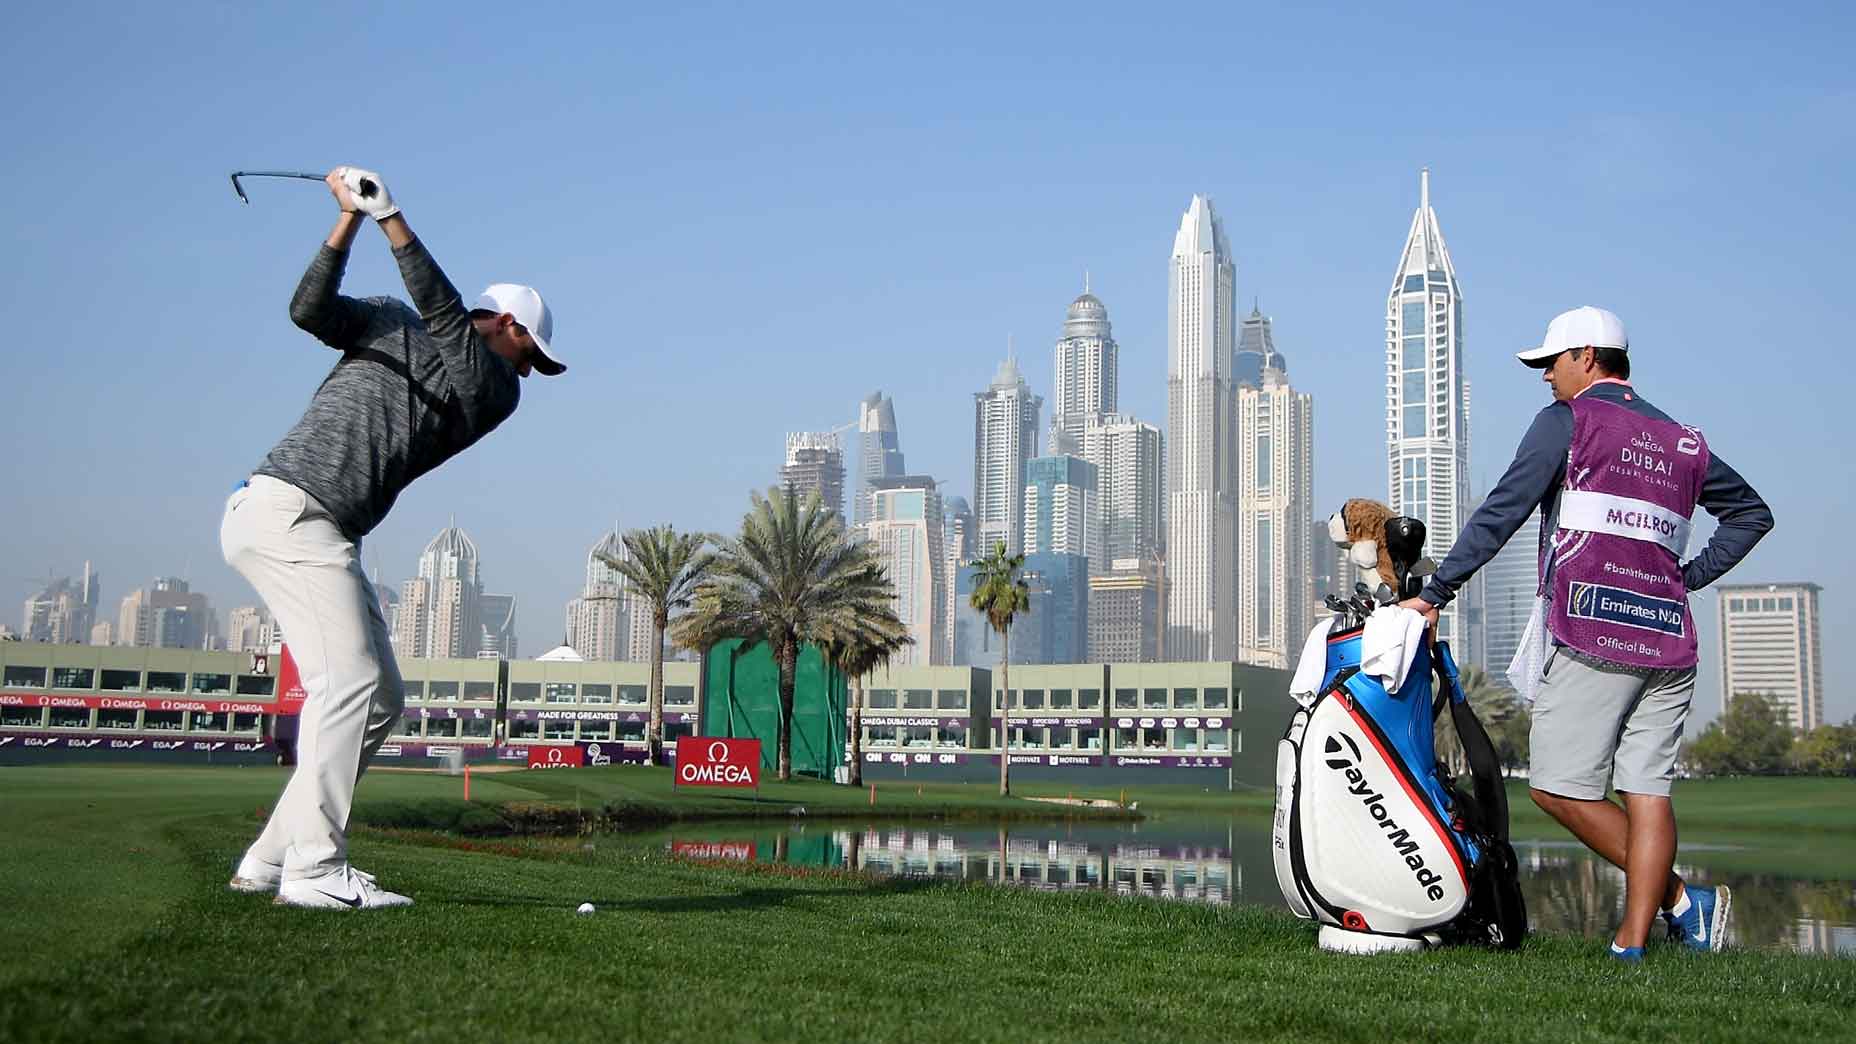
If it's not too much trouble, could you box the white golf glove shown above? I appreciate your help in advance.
[338,166,399,221]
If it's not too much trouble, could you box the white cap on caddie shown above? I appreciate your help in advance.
[1517,306,1628,368]
[473,283,563,376]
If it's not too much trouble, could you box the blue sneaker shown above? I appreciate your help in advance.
[1665,884,1731,952]
[1609,942,1645,963]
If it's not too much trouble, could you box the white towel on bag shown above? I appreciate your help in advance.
[1360,606,1428,691]
[1288,616,1339,706]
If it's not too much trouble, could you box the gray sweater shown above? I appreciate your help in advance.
[254,239,520,540]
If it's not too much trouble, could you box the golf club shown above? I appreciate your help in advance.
[230,170,378,206]
[1325,594,1351,618]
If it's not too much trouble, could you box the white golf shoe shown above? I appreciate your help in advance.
[274,866,412,910]
[231,853,383,895]
[228,852,283,893]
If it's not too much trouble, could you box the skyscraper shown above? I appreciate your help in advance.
[1089,556,1165,663]
[1048,284,1118,455]
[863,476,947,665]
[1079,414,1163,568]
[566,528,629,661]
[782,431,847,523]
[853,392,905,527]
[397,523,482,660]
[1386,169,1476,665]
[973,353,1042,556]
[20,564,97,645]
[1236,317,1315,668]
[1717,582,1823,731]
[1166,195,1237,662]
[479,593,518,659]
[1022,455,1100,567]
[942,496,978,667]
[1481,510,1541,686]
[1236,303,1286,390]
[225,606,270,654]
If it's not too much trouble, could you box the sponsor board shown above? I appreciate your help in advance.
[1025,716,1102,728]
[674,737,760,789]
[526,745,585,769]
[865,751,961,764]
[1567,581,1685,636]
[1111,755,1230,768]
[0,694,270,713]
[1009,753,1102,767]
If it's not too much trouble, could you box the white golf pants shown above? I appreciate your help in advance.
[220,475,403,878]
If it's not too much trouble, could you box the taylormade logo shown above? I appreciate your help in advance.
[1323,734,1448,902]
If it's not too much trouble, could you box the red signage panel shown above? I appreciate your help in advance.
[275,645,308,715]
[669,840,758,862]
[526,744,585,769]
[674,737,761,789]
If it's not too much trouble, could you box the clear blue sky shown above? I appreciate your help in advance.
[4,2,1850,724]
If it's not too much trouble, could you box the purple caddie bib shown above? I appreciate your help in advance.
[1542,389,1709,669]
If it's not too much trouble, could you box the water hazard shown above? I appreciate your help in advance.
[646,817,1855,954]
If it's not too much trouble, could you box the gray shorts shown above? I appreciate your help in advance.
[1529,647,1697,800]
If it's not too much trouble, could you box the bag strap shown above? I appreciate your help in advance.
[1433,641,1510,842]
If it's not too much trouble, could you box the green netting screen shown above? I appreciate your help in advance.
[700,638,846,780]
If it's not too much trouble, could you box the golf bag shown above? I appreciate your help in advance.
[1271,624,1527,954]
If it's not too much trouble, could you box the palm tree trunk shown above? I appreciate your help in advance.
[777,640,796,781]
[998,626,1011,798]
[849,674,865,787]
[648,611,666,765]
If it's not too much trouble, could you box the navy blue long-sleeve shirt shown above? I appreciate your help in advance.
[1419,380,1773,608]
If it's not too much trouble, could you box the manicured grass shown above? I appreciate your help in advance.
[2,765,1852,1042]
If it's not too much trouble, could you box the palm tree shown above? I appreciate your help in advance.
[969,541,1031,797]
[673,487,895,781]
[818,608,913,788]
[596,525,712,765]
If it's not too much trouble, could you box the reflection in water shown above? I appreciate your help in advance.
[659,820,1854,955]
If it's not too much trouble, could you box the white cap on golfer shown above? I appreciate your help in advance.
[473,283,563,376]
[1517,306,1628,368]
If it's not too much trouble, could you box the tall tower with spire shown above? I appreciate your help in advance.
[973,348,1042,555]
[1166,195,1237,662]
[1048,277,1118,455]
[1386,169,1477,663]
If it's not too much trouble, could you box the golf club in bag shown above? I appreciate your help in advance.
[1272,513,1527,954]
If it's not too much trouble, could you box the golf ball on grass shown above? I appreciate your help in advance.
[576,902,595,916]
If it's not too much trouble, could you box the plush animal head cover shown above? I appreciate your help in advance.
[1325,498,1400,590]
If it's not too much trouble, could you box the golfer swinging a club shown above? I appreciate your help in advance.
[221,166,564,908]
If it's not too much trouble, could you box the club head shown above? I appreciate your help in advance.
[1354,582,1373,602]
[230,173,250,205]
[1411,557,1437,578]
[1375,583,1396,605]
[1325,595,1351,617]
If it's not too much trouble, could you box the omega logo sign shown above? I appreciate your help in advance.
[674,736,762,789]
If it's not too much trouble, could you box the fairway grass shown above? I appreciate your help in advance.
[2,766,1851,1043]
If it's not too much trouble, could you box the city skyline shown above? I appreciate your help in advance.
[6,5,1847,724]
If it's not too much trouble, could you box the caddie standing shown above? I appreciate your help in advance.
[1399,306,1772,960]
[222,167,565,909]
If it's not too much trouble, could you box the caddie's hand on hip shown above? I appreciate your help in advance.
[337,166,400,221]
